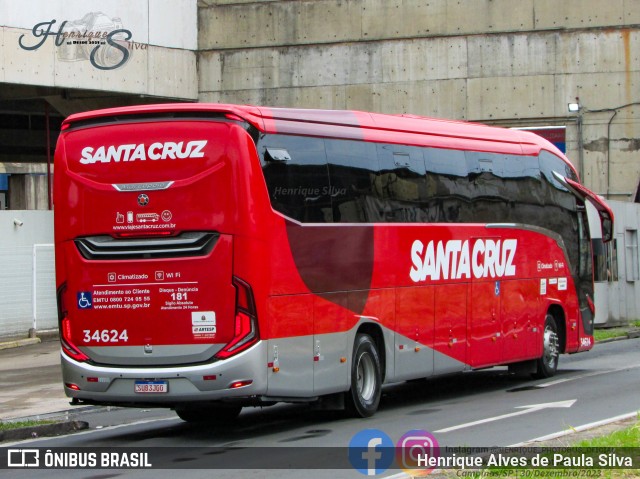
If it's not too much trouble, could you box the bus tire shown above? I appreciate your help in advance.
[175,404,242,424]
[346,334,382,418]
[533,314,560,379]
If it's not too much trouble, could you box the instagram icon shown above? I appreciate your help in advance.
[396,429,439,475]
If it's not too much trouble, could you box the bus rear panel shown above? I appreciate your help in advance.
[55,113,266,404]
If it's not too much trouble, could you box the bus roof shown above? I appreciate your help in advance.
[62,103,574,174]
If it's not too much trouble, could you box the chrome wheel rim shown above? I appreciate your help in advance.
[356,352,376,401]
[543,325,559,369]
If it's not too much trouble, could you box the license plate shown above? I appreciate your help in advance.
[134,381,168,394]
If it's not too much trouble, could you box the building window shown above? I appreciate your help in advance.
[625,229,638,282]
[609,238,619,282]
[593,237,619,282]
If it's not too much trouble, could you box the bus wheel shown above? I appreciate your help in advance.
[533,314,560,379]
[175,405,242,424]
[346,334,382,418]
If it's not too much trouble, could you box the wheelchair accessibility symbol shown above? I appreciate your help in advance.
[77,292,93,309]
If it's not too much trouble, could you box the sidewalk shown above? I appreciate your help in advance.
[0,337,73,421]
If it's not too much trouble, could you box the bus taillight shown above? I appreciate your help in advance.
[60,318,89,362]
[215,277,259,360]
[57,283,89,362]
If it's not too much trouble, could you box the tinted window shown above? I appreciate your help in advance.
[259,135,332,223]
[258,135,581,253]
[423,148,471,222]
[325,139,380,223]
[377,144,429,222]
[463,152,545,225]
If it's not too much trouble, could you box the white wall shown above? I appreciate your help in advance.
[596,200,640,326]
[0,211,55,338]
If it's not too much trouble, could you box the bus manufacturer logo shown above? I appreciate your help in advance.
[137,194,149,206]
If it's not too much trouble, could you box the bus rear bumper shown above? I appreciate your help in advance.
[60,342,267,405]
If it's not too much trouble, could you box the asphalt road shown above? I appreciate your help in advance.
[2,337,640,478]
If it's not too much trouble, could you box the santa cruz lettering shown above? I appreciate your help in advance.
[410,238,518,282]
[80,140,208,164]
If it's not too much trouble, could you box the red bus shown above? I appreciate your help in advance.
[54,104,613,420]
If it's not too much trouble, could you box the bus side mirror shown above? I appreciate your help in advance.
[552,171,615,243]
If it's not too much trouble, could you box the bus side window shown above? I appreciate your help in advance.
[376,144,428,222]
[468,152,544,226]
[325,139,379,223]
[424,148,470,223]
[260,135,333,223]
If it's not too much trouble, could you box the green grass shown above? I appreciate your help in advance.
[570,420,640,479]
[574,421,640,448]
[0,419,55,431]
[593,320,640,342]
[594,328,629,342]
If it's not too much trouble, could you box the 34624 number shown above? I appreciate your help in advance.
[82,329,129,343]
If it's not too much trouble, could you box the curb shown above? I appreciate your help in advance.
[0,337,41,351]
[8,405,110,424]
[0,330,59,350]
[595,329,640,344]
[0,420,89,442]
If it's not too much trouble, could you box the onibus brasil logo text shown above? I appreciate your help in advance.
[410,238,517,282]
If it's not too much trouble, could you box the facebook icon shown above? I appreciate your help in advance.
[348,429,394,476]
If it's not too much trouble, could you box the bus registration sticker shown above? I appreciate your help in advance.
[192,311,216,338]
[134,381,168,394]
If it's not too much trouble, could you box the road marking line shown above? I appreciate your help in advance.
[434,399,576,434]
[538,363,640,388]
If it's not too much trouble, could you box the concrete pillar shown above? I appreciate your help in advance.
[8,174,49,210]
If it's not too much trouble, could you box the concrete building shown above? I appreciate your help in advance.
[0,0,638,334]
[198,0,640,203]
